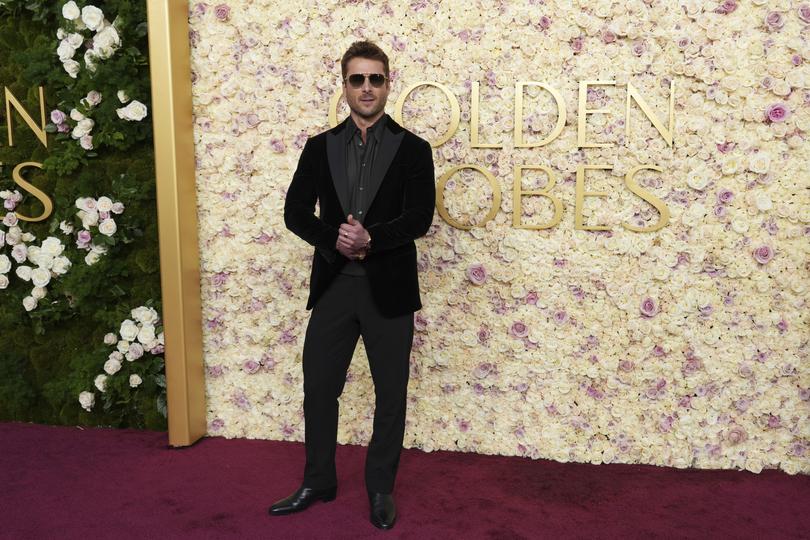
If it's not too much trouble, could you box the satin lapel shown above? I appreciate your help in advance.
[366,128,404,212]
[326,129,349,217]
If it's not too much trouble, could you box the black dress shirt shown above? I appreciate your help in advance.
[340,114,387,276]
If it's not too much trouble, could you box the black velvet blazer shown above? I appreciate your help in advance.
[283,116,435,317]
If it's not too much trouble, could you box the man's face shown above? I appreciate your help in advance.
[343,57,390,121]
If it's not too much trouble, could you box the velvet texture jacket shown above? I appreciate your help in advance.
[283,116,436,318]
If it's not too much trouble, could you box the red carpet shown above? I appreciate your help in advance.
[1,422,808,539]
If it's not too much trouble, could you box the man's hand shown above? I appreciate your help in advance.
[337,214,370,258]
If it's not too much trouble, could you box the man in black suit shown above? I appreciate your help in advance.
[269,41,435,530]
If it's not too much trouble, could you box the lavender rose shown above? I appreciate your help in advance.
[753,245,774,264]
[50,109,67,124]
[640,297,659,317]
[725,426,747,445]
[466,263,487,285]
[799,4,810,23]
[509,321,528,338]
[764,11,785,31]
[214,3,230,21]
[717,189,734,204]
[765,102,790,122]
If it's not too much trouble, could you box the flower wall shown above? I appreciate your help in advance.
[190,1,809,474]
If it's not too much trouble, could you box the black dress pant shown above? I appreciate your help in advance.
[301,273,414,494]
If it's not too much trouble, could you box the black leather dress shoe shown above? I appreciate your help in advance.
[268,485,337,516]
[368,492,396,530]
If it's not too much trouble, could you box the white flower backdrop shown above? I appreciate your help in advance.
[188,0,809,474]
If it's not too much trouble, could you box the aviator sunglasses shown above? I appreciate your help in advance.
[344,72,388,88]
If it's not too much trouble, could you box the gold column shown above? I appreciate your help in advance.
[146,0,206,447]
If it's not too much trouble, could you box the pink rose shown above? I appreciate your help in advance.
[631,40,646,56]
[753,245,774,264]
[509,321,528,338]
[601,30,616,44]
[764,11,785,31]
[799,4,810,23]
[466,263,487,285]
[553,310,568,324]
[640,297,659,317]
[538,16,551,29]
[714,0,737,14]
[765,102,790,122]
[570,36,583,54]
[76,229,92,248]
[214,3,230,21]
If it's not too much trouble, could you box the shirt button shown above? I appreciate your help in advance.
[358,211,363,214]
[359,187,364,190]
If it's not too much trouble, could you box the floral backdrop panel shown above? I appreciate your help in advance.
[189,0,810,475]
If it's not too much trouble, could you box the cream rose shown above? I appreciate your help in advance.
[98,218,117,236]
[119,319,140,341]
[116,100,148,121]
[62,0,80,20]
[78,391,95,411]
[81,5,105,31]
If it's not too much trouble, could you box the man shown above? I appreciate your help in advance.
[269,40,435,530]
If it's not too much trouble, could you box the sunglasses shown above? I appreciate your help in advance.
[344,73,388,88]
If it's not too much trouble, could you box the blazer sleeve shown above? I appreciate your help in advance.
[283,137,340,259]
[365,138,435,253]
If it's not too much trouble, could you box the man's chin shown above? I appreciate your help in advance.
[350,105,385,119]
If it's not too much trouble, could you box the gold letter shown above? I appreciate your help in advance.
[626,80,675,147]
[512,165,562,229]
[328,89,343,128]
[514,82,566,148]
[5,86,48,148]
[622,165,670,232]
[436,165,501,230]
[577,80,615,148]
[575,164,610,231]
[470,82,501,148]
[12,162,53,222]
[394,81,460,147]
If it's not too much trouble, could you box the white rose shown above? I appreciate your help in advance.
[57,28,67,40]
[78,391,95,411]
[80,134,93,150]
[0,275,8,289]
[754,192,772,212]
[71,118,94,139]
[90,244,107,255]
[62,0,80,20]
[31,267,51,288]
[70,109,85,122]
[116,100,148,122]
[131,306,158,325]
[84,90,102,107]
[103,358,122,375]
[84,251,101,265]
[30,285,46,299]
[59,220,74,234]
[96,196,113,212]
[63,59,80,78]
[81,210,99,229]
[137,324,156,345]
[51,256,71,275]
[129,374,143,388]
[98,218,117,236]
[104,332,117,345]
[117,339,130,353]
[81,5,104,31]
[57,39,76,62]
[22,296,37,311]
[21,232,34,242]
[94,374,108,392]
[111,202,125,214]
[84,50,98,73]
[120,319,139,341]
[0,230,5,247]
[15,265,32,281]
[0,254,10,274]
[686,169,710,191]
[41,237,64,257]
[67,32,83,49]
[5,227,21,245]
[748,152,771,174]
[93,25,121,59]
[117,90,130,103]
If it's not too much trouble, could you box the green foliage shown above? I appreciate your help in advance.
[0,1,165,430]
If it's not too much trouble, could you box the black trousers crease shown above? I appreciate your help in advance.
[301,273,414,494]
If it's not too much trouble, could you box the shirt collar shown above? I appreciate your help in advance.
[346,114,387,144]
